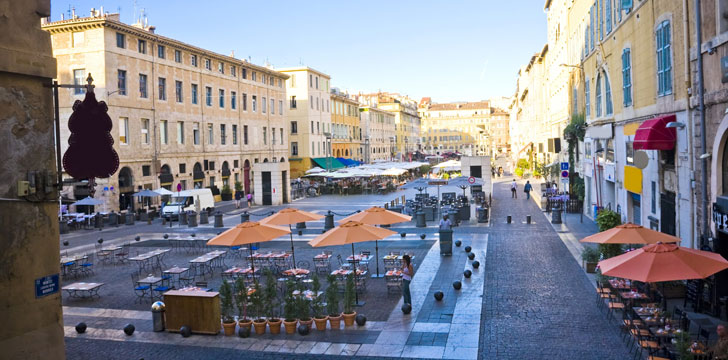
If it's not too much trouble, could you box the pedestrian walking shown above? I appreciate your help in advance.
[234,190,242,209]
[439,214,452,230]
[511,179,517,199]
[401,254,414,306]
[524,180,533,200]
[246,192,253,207]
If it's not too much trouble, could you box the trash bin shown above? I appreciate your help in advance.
[296,221,307,229]
[188,211,198,227]
[324,211,334,231]
[140,212,149,222]
[180,211,188,225]
[458,205,470,221]
[424,206,436,222]
[108,212,118,227]
[151,301,166,332]
[439,228,453,256]
[59,220,69,234]
[477,207,488,223]
[214,211,223,227]
[95,213,104,229]
[239,211,249,223]
[200,211,208,224]
[551,208,562,224]
[125,212,135,225]
[416,211,426,228]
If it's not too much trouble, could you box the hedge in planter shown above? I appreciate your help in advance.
[249,281,267,335]
[219,280,236,336]
[596,209,623,260]
[311,274,328,331]
[263,269,282,334]
[283,278,298,334]
[581,246,600,273]
[326,274,341,330]
[234,276,252,334]
[296,280,313,330]
[342,273,356,326]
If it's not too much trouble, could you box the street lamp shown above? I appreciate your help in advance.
[324,132,332,172]
[364,136,370,164]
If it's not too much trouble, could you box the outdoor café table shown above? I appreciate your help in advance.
[129,249,171,273]
[385,270,403,277]
[331,268,367,277]
[136,276,162,303]
[292,289,323,301]
[62,282,104,298]
[222,266,257,280]
[282,268,310,279]
[189,250,226,278]
[163,266,190,286]
[347,254,372,267]
[609,279,632,290]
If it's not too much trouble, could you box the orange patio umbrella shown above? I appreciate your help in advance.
[309,221,397,306]
[260,208,325,268]
[207,221,290,273]
[580,223,680,244]
[340,207,412,278]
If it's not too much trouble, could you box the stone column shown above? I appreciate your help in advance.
[0,1,65,358]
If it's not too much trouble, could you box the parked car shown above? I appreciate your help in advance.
[162,189,215,220]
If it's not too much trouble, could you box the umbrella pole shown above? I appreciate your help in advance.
[352,243,364,306]
[250,247,255,275]
[373,239,382,278]
[289,224,296,269]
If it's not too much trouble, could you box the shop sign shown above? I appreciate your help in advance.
[713,202,728,230]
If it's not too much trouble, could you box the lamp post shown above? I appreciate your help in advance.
[364,136,370,164]
[324,132,332,172]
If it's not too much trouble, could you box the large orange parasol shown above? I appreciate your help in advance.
[309,221,397,306]
[207,221,290,273]
[339,207,412,278]
[260,208,325,268]
[598,243,728,283]
[580,223,680,244]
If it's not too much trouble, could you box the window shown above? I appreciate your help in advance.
[193,122,200,145]
[599,0,604,40]
[177,121,184,144]
[232,124,238,145]
[205,86,212,106]
[585,141,592,159]
[157,45,165,59]
[622,48,632,106]
[160,120,168,145]
[312,142,315,156]
[72,31,84,47]
[117,70,127,95]
[270,98,275,114]
[218,62,224,74]
[175,80,183,103]
[231,91,237,110]
[141,119,149,144]
[291,142,298,156]
[262,97,267,113]
[243,125,248,145]
[309,74,313,88]
[252,95,257,112]
[191,84,198,104]
[262,74,266,84]
[315,76,319,89]
[311,121,314,133]
[272,127,276,144]
[138,39,146,54]
[290,96,297,109]
[119,117,129,144]
[310,96,314,109]
[656,21,673,96]
[651,181,657,213]
[174,49,181,63]
[280,128,284,145]
[263,127,267,145]
[191,54,197,67]
[158,77,166,100]
[605,72,613,115]
[251,71,256,81]
[139,74,148,98]
[585,78,591,117]
[219,89,225,108]
[116,32,125,48]
[73,69,86,95]
[590,5,595,50]
[595,74,602,117]
[291,121,298,134]
[279,100,283,115]
[605,0,612,34]
[242,68,247,79]
[142,165,151,177]
[242,93,247,111]
[625,141,634,165]
[208,124,213,144]
[606,139,614,162]
[220,124,226,145]
[179,163,186,173]
[204,58,211,70]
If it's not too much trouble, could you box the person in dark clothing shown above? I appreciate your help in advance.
[524,181,533,200]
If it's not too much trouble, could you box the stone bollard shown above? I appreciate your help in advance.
[214,211,223,227]
[180,211,188,225]
[187,211,198,227]
[526,215,531,224]
[199,211,208,224]
[416,211,426,228]
[240,211,249,223]
[507,215,511,224]
[324,211,334,231]
[125,212,135,225]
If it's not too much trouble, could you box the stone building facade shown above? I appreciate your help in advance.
[418,100,494,157]
[330,91,362,162]
[43,12,290,209]
[359,106,396,163]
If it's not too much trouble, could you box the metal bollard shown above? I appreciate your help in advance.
[214,211,223,227]
[152,301,165,332]
[507,215,512,224]
[180,211,188,225]
[324,211,334,231]
[526,215,531,224]
[416,211,426,227]
[240,211,249,223]
[125,212,134,225]
[199,211,208,224]
[187,211,198,227]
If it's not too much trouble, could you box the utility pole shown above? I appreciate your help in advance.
[695,0,709,246]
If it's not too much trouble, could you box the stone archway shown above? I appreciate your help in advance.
[118,166,134,210]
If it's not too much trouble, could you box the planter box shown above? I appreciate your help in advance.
[221,193,232,201]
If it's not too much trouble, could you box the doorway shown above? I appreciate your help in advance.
[262,172,272,205]
[282,171,288,203]
[660,191,676,235]
[244,160,251,195]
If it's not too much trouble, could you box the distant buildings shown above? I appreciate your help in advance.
[418,100,499,157]
[330,90,362,162]
[357,93,421,161]
[359,106,396,163]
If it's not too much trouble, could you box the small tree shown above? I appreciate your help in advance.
[249,280,264,321]
[343,273,355,314]
[219,280,235,323]
[221,184,232,194]
[283,279,297,322]
[234,276,249,322]
[311,274,325,319]
[234,181,243,192]
[296,281,311,321]
[596,209,623,259]
[325,274,340,316]
[263,269,279,320]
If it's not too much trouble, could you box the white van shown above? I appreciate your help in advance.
[162,189,215,219]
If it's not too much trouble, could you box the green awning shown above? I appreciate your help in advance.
[312,157,345,170]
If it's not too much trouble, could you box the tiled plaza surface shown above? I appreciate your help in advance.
[62,179,631,359]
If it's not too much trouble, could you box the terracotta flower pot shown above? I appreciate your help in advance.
[342,312,356,326]
[238,319,253,332]
[298,318,313,329]
[328,314,342,330]
[314,316,329,331]
[253,319,267,335]
[283,319,298,334]
[268,319,282,334]
[222,321,236,336]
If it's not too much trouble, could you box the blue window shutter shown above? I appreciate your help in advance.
[622,0,633,11]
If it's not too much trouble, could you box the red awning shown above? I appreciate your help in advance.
[633,115,677,151]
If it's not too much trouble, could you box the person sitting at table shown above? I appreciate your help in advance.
[401,255,414,306]
[709,324,728,359]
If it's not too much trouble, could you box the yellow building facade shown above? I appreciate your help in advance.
[419,100,494,156]
[330,92,362,161]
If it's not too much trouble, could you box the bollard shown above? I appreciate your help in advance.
[296,221,307,230]
[439,228,453,256]
[151,302,166,332]
[416,211,426,228]
[507,215,511,224]
[240,211,249,223]
[551,208,562,224]
[125,212,135,225]
[324,211,334,231]
[526,215,531,224]
[180,211,188,225]
[200,211,208,224]
[187,211,198,228]
[214,211,224,227]
[161,216,166,226]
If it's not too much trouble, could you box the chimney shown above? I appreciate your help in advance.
[71,7,76,18]
[90,8,95,17]
[100,6,104,16]
[60,13,64,20]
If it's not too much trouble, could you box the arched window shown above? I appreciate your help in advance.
[604,71,613,115]
[595,74,602,117]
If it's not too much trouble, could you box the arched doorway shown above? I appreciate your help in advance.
[193,162,204,189]
[263,158,269,163]
[118,166,134,211]
[243,159,251,194]
[159,164,173,190]
[280,157,285,163]
[222,161,230,187]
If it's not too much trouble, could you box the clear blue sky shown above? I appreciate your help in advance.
[51,0,547,103]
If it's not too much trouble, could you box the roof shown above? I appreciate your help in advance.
[276,66,331,79]
[427,101,491,111]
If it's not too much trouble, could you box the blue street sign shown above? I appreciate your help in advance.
[560,162,569,171]
[35,274,59,298]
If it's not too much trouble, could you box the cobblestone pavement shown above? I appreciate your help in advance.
[478,178,631,359]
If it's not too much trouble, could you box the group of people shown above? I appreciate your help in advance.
[233,190,253,209]
[510,179,533,199]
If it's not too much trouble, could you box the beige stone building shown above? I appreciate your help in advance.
[43,11,290,208]
[330,90,362,162]
[359,106,396,163]
[357,92,421,160]
[278,67,332,178]
[418,100,494,156]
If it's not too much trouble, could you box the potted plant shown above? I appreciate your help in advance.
[234,276,252,334]
[221,184,233,201]
[296,280,313,329]
[581,246,600,273]
[249,281,266,335]
[596,209,623,260]
[326,274,341,330]
[342,273,357,326]
[311,274,328,331]
[219,280,236,336]
[283,278,298,334]
[263,270,282,334]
